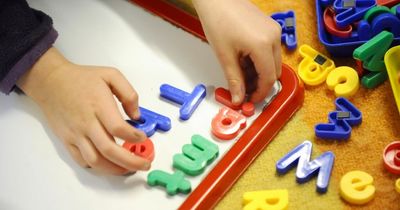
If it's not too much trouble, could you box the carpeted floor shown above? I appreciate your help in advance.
[168,0,400,209]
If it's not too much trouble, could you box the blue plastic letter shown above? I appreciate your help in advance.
[271,10,297,50]
[160,84,206,120]
[315,97,362,140]
[358,13,400,40]
[127,107,171,137]
[334,0,376,28]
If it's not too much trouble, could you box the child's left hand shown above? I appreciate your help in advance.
[193,0,282,105]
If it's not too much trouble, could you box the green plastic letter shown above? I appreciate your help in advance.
[147,170,191,195]
[173,134,219,176]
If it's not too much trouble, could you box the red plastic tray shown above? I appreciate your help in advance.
[128,1,304,209]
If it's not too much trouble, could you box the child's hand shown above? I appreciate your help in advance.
[17,48,150,175]
[193,0,282,105]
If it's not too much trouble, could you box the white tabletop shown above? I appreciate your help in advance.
[0,1,282,209]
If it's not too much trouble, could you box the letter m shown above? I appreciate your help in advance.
[276,140,335,193]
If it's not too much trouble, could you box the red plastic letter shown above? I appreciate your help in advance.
[215,87,255,116]
[215,87,241,110]
[211,107,247,140]
[122,138,155,161]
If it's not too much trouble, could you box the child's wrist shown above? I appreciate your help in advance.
[17,47,70,102]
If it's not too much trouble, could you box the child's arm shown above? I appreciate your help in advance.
[17,47,150,175]
[193,0,282,105]
[1,0,150,175]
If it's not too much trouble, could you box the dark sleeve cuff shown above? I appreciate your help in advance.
[0,27,58,94]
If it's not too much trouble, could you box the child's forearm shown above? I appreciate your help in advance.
[192,0,209,11]
[192,0,217,10]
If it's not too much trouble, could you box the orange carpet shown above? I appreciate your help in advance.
[168,0,400,209]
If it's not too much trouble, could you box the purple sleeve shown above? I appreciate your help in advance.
[0,27,58,94]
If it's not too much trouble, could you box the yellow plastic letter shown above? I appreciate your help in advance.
[326,66,359,97]
[243,189,288,210]
[298,44,335,86]
[340,170,375,205]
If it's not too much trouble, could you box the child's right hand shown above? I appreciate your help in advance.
[193,0,282,105]
[17,47,150,175]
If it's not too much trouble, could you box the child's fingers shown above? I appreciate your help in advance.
[88,122,151,172]
[77,137,129,175]
[241,56,258,95]
[249,46,277,103]
[66,144,89,168]
[269,18,283,79]
[101,68,141,120]
[95,92,146,143]
[218,50,245,105]
[273,42,282,79]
